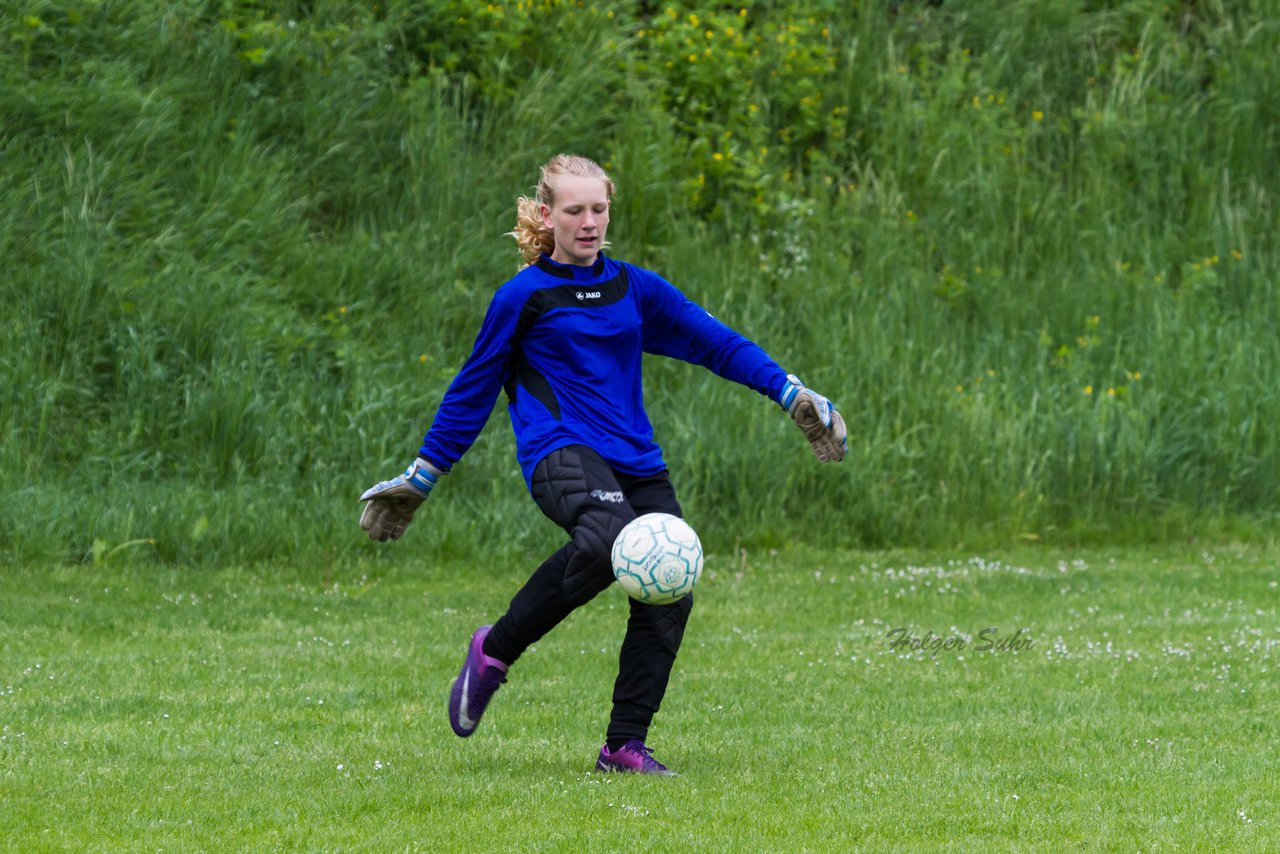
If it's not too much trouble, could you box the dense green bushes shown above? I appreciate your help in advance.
[2,0,1276,565]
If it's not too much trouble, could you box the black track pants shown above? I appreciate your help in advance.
[484,445,694,745]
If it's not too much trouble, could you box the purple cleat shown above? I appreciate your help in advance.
[595,740,676,775]
[448,626,508,737]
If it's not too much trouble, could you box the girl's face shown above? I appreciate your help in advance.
[541,175,611,267]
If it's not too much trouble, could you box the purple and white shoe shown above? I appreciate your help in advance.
[448,626,508,737]
[595,740,676,775]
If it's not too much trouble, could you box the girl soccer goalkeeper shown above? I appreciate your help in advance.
[359,154,845,774]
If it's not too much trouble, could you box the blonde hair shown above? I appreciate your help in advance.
[508,154,615,268]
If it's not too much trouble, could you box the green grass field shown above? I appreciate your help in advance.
[4,545,1276,850]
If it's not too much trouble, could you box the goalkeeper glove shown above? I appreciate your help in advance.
[359,457,444,542]
[779,374,848,463]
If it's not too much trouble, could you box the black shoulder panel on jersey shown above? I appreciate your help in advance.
[512,267,630,340]
[526,271,630,313]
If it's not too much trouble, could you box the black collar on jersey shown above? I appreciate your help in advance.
[535,252,607,279]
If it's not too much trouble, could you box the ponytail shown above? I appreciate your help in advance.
[509,196,555,268]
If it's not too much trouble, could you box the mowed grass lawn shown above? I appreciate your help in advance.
[2,544,1276,851]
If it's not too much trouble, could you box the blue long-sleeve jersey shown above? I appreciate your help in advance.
[418,253,790,487]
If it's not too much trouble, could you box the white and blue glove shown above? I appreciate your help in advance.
[780,374,848,463]
[359,457,444,542]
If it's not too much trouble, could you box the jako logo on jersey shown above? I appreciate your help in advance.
[576,291,602,301]
[590,489,624,503]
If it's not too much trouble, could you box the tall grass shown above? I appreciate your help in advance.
[1,0,1276,566]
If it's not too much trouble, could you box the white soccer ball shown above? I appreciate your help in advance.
[610,513,704,604]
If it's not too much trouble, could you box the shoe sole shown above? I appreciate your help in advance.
[594,758,676,776]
